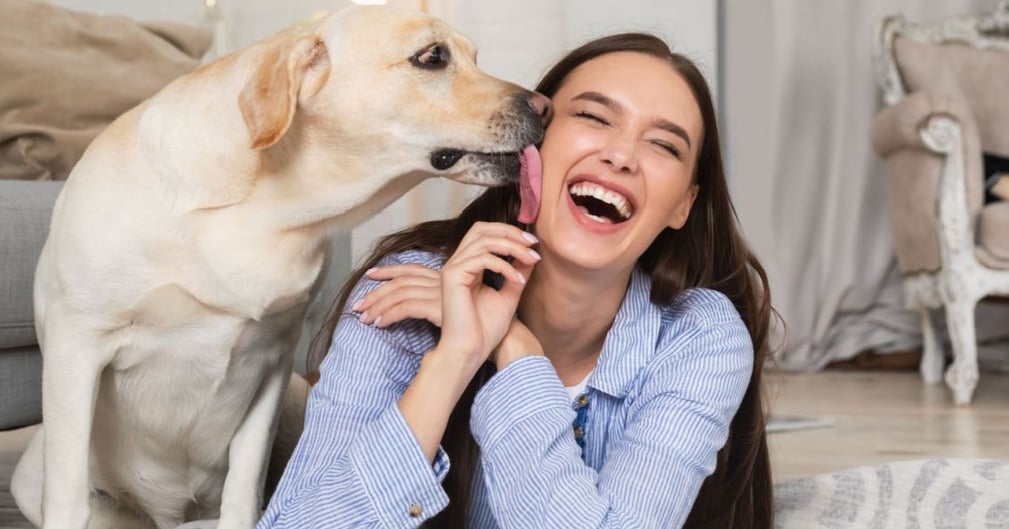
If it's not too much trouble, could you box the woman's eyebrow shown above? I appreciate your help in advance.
[571,91,692,149]
[652,117,691,149]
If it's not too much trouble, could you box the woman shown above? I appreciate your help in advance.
[259,33,773,529]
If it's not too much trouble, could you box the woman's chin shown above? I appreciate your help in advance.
[545,238,625,273]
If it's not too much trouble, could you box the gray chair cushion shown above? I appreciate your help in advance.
[0,180,61,350]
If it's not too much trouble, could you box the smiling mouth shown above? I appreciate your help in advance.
[568,181,634,224]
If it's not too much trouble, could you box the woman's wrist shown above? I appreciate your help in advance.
[493,320,544,371]
[424,347,485,391]
[398,350,482,462]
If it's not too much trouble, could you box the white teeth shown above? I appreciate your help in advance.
[577,205,613,224]
[569,182,632,220]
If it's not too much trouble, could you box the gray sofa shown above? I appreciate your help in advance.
[0,180,60,431]
[0,180,60,527]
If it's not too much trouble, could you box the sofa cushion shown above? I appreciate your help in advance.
[0,181,62,349]
[0,347,42,430]
[0,0,211,181]
[976,201,1009,270]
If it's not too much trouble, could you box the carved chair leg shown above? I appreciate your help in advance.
[918,307,944,385]
[942,298,980,405]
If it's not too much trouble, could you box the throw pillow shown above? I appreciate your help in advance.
[0,0,212,181]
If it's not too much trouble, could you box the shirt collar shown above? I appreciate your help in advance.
[587,266,662,399]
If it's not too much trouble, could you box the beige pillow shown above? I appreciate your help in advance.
[0,0,212,181]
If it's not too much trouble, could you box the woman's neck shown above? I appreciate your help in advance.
[517,256,632,385]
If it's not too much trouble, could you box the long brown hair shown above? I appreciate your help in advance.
[309,33,774,529]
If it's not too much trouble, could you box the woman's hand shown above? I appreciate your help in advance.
[434,222,540,369]
[355,263,443,328]
[493,318,545,371]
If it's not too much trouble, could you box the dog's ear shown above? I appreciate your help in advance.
[239,36,331,151]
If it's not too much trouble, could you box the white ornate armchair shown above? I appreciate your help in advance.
[871,1,1009,405]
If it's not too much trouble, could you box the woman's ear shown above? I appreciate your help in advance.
[238,35,331,151]
[667,183,699,230]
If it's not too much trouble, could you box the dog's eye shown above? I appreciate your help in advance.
[411,44,449,70]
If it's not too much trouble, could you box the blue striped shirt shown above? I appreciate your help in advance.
[257,249,753,529]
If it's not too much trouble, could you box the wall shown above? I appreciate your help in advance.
[722,0,774,262]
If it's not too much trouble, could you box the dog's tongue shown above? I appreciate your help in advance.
[517,145,542,224]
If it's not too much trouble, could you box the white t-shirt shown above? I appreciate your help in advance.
[564,370,593,403]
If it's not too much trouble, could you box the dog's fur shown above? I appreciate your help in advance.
[11,6,544,529]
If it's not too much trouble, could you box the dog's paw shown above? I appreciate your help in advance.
[175,520,219,529]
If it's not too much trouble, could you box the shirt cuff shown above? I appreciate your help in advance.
[470,355,574,451]
[347,404,450,528]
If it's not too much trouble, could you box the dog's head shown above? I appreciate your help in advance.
[238,6,548,187]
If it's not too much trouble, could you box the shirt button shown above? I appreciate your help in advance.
[577,395,590,408]
[409,503,423,518]
[573,426,585,440]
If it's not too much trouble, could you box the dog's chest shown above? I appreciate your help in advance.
[103,284,301,441]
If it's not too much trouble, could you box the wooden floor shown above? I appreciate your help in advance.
[767,370,1009,481]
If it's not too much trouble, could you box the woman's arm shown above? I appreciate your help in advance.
[257,261,454,529]
[470,290,753,529]
[260,222,540,528]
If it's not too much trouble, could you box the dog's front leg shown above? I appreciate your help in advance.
[40,315,109,529]
[217,354,294,529]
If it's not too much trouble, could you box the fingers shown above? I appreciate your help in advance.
[450,223,540,271]
[360,284,440,327]
[443,252,529,288]
[364,263,440,282]
[454,222,538,260]
[500,256,538,297]
[354,264,442,327]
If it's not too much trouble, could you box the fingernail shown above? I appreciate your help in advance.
[515,272,526,285]
[527,248,541,260]
[374,316,383,327]
[359,311,369,322]
[352,300,362,311]
[365,268,377,276]
[522,232,538,244]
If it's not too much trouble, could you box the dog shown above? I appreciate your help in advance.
[10,6,546,529]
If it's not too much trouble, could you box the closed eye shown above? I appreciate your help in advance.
[575,111,609,126]
[652,141,682,159]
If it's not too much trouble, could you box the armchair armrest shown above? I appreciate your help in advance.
[871,91,977,158]
[869,92,987,275]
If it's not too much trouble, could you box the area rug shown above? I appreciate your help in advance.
[774,458,1009,528]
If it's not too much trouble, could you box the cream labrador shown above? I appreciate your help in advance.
[11,6,546,529]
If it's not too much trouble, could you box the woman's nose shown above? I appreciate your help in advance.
[600,133,638,174]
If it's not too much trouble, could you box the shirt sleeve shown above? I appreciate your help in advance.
[469,294,753,529]
[257,257,450,529]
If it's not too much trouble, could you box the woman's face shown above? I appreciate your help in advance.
[533,51,702,274]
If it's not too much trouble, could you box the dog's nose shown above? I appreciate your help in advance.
[526,92,551,121]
